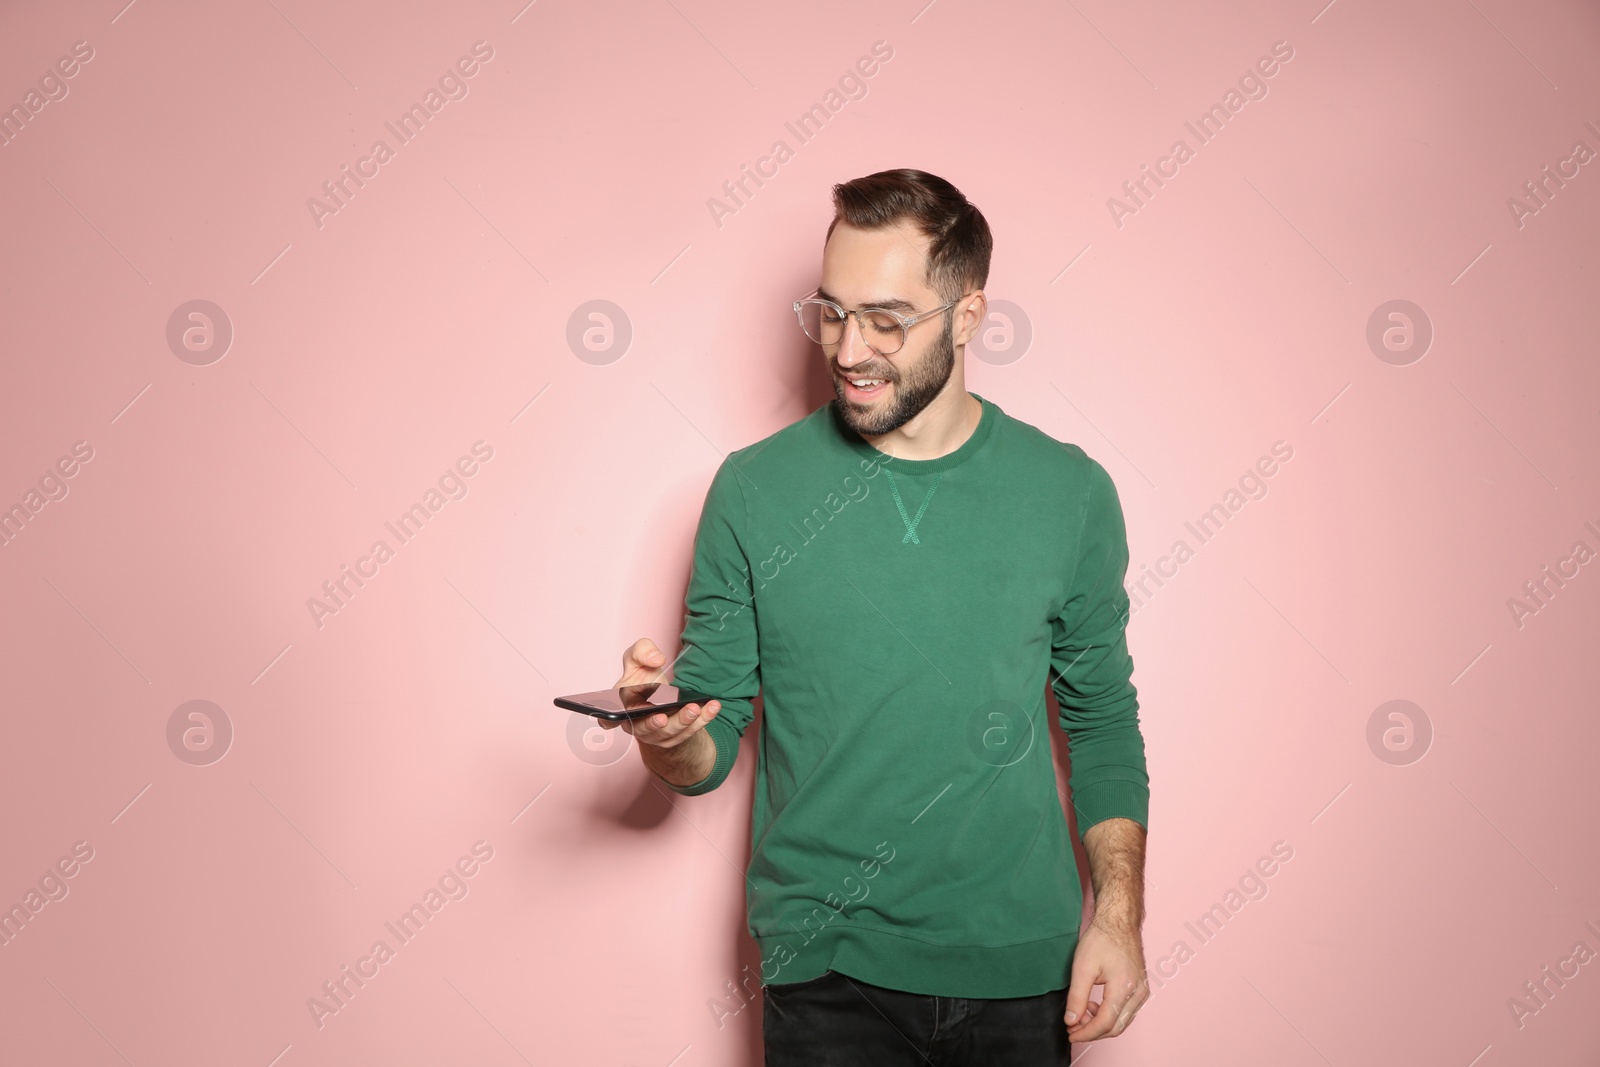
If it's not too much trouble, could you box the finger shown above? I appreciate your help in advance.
[669,701,718,729]
[633,702,714,745]
[628,713,669,738]
[1108,976,1149,1036]
[1063,961,1099,1028]
[633,638,666,671]
[633,701,720,748]
[619,638,658,677]
[1069,981,1130,1042]
[617,639,670,688]
[1107,997,1140,1037]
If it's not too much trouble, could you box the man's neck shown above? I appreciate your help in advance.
[861,387,982,462]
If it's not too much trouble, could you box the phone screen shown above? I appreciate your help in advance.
[553,682,713,720]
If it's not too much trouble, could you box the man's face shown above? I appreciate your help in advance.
[818,221,958,437]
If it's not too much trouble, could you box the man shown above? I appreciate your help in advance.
[605,168,1150,1065]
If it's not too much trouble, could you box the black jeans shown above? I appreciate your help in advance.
[762,969,1073,1066]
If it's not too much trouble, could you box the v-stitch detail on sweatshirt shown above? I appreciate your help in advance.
[883,468,944,544]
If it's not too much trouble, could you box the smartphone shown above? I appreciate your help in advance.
[553,682,716,723]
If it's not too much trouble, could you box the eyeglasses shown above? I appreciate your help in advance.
[793,290,962,355]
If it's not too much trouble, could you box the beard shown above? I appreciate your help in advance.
[831,313,956,437]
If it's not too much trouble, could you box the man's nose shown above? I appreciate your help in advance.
[835,313,875,366]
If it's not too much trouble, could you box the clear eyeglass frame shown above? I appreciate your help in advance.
[792,289,964,355]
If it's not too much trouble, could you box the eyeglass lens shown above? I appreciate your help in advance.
[797,301,905,353]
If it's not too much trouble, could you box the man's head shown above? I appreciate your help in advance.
[816,169,992,436]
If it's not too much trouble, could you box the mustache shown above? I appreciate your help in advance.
[834,365,895,380]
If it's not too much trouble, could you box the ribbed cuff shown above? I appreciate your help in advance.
[1072,777,1149,836]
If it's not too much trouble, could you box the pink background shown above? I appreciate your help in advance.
[2,0,1598,1064]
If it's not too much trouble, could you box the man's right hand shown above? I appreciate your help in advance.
[602,637,721,750]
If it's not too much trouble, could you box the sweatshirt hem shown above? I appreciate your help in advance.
[756,923,1078,999]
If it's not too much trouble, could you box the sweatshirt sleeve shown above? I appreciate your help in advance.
[1048,452,1150,835]
[662,454,762,796]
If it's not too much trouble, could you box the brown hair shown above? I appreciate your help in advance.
[826,169,992,305]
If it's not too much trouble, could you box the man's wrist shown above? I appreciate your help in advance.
[640,726,718,789]
[1090,895,1144,934]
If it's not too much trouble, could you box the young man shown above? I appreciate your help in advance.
[606,169,1150,1065]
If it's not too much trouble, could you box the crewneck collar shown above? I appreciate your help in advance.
[834,392,997,475]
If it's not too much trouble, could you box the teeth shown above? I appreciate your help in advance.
[851,379,886,387]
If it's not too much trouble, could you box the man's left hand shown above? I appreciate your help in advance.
[1064,916,1150,1042]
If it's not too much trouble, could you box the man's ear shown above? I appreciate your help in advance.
[954,290,988,349]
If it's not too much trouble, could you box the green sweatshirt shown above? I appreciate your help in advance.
[666,391,1149,998]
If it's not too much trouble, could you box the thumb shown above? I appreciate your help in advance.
[1063,949,1101,1025]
